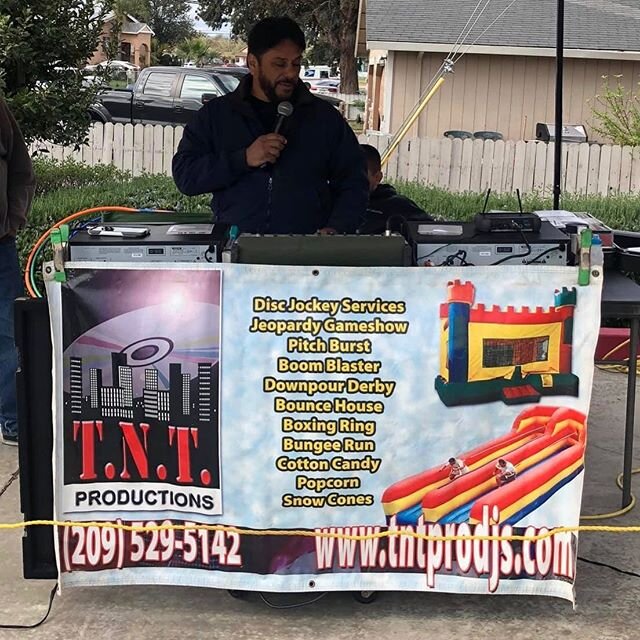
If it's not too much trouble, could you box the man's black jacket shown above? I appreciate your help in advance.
[358,183,434,234]
[172,75,369,234]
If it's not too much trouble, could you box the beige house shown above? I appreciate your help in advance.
[235,48,248,67]
[89,12,154,68]
[359,0,640,142]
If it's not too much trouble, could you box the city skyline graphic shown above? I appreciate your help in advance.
[67,351,219,426]
[60,269,222,490]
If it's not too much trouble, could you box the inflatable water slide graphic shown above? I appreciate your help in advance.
[381,406,586,526]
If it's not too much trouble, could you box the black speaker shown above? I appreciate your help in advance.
[15,297,57,579]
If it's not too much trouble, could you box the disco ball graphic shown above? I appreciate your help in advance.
[121,337,175,367]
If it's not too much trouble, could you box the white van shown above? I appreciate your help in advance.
[301,65,332,80]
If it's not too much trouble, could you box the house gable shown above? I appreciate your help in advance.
[101,10,155,37]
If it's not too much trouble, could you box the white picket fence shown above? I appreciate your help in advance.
[362,134,640,196]
[31,123,640,196]
[31,123,184,179]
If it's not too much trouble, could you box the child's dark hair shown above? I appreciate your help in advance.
[361,143,382,174]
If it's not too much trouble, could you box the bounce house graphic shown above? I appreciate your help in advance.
[434,280,579,406]
[381,406,586,526]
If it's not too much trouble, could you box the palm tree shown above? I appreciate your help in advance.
[151,39,178,66]
[174,39,195,65]
[174,37,220,67]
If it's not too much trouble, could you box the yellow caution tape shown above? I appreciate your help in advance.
[2,520,640,543]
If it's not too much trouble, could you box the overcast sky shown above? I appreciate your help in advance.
[188,3,232,37]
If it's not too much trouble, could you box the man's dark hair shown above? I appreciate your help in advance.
[247,17,306,58]
[361,144,381,174]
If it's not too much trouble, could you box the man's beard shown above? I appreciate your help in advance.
[258,71,295,102]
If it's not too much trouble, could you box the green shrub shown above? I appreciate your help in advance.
[19,173,211,269]
[33,157,130,196]
[589,75,640,146]
[18,158,640,278]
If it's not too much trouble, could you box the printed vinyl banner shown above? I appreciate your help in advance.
[47,263,602,602]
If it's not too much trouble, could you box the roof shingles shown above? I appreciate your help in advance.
[366,0,640,52]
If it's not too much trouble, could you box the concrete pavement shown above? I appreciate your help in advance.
[0,369,638,639]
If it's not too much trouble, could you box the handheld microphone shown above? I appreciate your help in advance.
[259,101,294,170]
[274,101,293,134]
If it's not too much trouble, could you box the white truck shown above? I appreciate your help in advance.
[300,65,332,81]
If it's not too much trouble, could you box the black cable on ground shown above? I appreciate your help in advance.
[258,592,327,609]
[0,585,57,629]
[0,469,57,629]
[0,469,18,499]
[578,556,640,578]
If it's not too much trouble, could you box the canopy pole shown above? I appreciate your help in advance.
[380,59,454,168]
[553,0,565,210]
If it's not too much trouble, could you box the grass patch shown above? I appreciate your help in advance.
[20,160,210,268]
[395,181,640,230]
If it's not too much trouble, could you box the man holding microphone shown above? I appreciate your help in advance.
[172,16,368,235]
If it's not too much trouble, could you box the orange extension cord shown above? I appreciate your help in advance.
[24,206,145,297]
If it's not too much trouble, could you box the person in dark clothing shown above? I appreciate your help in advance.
[359,144,433,234]
[0,98,35,446]
[172,17,369,235]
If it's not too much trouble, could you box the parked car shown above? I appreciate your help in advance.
[204,65,249,92]
[89,65,343,125]
[84,60,140,90]
[309,78,341,96]
[89,66,242,126]
[204,65,344,105]
[85,60,140,73]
